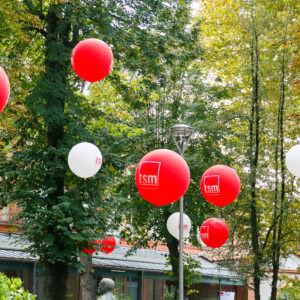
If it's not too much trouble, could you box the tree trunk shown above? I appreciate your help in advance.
[167,237,179,299]
[80,255,96,300]
[42,5,73,299]
[43,262,68,300]
[270,32,287,300]
[249,11,261,300]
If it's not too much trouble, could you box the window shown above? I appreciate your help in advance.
[127,277,139,300]
[0,206,9,222]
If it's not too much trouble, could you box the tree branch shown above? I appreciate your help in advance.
[70,26,79,48]
[262,214,281,251]
[23,26,47,37]
[280,239,298,246]
[23,0,46,21]
[279,230,294,240]
[38,0,46,20]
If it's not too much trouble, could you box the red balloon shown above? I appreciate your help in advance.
[200,218,229,248]
[135,149,190,206]
[81,241,96,255]
[98,236,116,254]
[200,165,240,207]
[71,38,113,82]
[0,67,10,112]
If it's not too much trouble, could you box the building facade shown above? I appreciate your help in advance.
[0,232,249,300]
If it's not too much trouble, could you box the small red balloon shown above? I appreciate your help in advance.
[0,67,10,112]
[200,165,240,207]
[200,218,229,248]
[135,149,190,206]
[98,236,116,254]
[71,38,113,82]
[81,241,96,255]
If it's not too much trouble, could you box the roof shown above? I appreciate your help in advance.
[198,245,249,262]
[93,245,242,280]
[0,233,244,283]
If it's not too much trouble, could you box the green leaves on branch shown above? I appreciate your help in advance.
[0,272,36,300]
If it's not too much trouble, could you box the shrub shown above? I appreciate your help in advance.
[0,272,36,300]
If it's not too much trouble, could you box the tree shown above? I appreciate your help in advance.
[277,274,300,300]
[0,1,205,299]
[199,1,299,299]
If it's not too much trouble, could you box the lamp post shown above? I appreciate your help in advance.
[170,124,194,300]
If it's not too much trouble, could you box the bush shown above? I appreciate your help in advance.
[0,272,36,300]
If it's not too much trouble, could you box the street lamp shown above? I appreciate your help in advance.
[170,124,194,300]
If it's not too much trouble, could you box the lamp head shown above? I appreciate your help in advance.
[170,124,194,155]
[170,124,194,138]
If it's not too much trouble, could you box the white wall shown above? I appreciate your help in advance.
[260,254,300,300]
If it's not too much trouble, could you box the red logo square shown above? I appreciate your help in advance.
[200,226,209,240]
[204,175,220,194]
[138,161,161,188]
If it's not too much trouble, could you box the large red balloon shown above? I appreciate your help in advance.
[200,218,229,248]
[200,165,240,207]
[71,38,113,82]
[0,67,10,112]
[98,236,116,254]
[135,149,190,206]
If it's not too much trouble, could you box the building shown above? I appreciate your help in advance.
[199,245,300,300]
[0,232,248,299]
[1,205,298,299]
[260,254,300,300]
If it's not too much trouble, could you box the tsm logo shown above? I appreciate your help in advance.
[200,226,209,240]
[204,175,220,194]
[139,161,161,187]
[95,157,102,165]
[177,224,189,230]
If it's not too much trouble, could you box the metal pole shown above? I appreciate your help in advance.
[170,124,194,300]
[179,195,184,300]
[178,146,184,300]
[176,146,184,300]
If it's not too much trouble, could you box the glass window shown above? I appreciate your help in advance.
[0,206,9,222]
[127,277,139,300]
[155,280,163,300]
[1,266,32,293]
[113,277,126,299]
[144,278,154,300]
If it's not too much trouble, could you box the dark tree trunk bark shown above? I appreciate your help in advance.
[167,237,179,299]
[270,33,287,300]
[80,255,96,300]
[43,262,68,300]
[249,12,261,300]
[42,4,74,300]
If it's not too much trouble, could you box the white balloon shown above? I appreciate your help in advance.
[286,144,300,177]
[114,236,120,246]
[68,142,102,178]
[167,212,191,240]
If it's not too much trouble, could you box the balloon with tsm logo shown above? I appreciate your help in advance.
[200,165,240,207]
[200,218,229,248]
[135,149,190,206]
[286,144,300,177]
[68,142,102,178]
[167,212,191,240]
[0,66,10,113]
